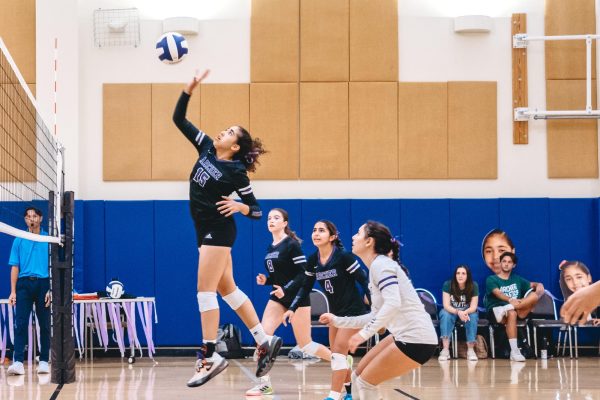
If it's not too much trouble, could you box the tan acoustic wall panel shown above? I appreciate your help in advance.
[546,79,598,178]
[349,82,397,178]
[447,82,497,179]
[103,84,152,181]
[300,83,348,179]
[251,0,299,82]
[300,0,349,82]
[151,84,200,180]
[0,0,35,83]
[250,83,299,180]
[200,84,250,140]
[545,0,596,80]
[350,0,398,82]
[398,83,448,178]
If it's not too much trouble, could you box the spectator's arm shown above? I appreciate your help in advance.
[442,292,457,314]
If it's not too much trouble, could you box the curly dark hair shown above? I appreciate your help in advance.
[233,126,267,173]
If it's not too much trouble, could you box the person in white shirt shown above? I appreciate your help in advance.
[320,221,438,400]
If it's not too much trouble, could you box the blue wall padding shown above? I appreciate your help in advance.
[499,199,551,293]
[548,199,597,299]
[25,197,596,347]
[153,201,198,345]
[104,202,156,297]
[400,200,450,301]
[74,201,85,292]
[82,201,106,293]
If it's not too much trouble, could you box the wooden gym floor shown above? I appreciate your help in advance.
[1,356,599,399]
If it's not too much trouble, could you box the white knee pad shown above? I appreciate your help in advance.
[330,353,347,371]
[356,376,379,400]
[222,287,248,310]
[351,371,358,388]
[301,341,320,357]
[197,292,219,312]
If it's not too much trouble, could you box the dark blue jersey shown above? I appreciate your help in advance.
[264,236,308,310]
[173,92,261,222]
[298,247,369,317]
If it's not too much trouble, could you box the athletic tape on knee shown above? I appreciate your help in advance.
[197,292,219,312]
[301,341,319,357]
[222,287,248,310]
[331,353,347,371]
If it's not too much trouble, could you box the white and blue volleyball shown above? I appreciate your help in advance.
[106,279,125,299]
[156,32,189,64]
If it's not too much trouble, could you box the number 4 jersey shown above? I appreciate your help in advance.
[306,247,369,317]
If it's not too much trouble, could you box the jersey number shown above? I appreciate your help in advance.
[324,279,334,294]
[192,168,210,187]
[266,259,274,273]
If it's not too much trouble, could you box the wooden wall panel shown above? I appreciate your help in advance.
[250,83,299,180]
[300,83,348,179]
[545,0,596,80]
[300,0,349,82]
[103,84,152,181]
[350,0,398,82]
[0,0,35,83]
[349,82,397,178]
[251,0,299,82]
[200,84,250,140]
[151,84,200,180]
[546,79,598,178]
[398,83,447,178]
[512,13,528,144]
[448,82,497,179]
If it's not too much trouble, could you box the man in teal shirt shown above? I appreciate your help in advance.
[7,207,51,375]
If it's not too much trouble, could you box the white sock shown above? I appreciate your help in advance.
[250,323,269,345]
[327,391,341,400]
[260,375,271,384]
[509,338,519,353]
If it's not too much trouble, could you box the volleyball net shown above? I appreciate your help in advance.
[0,38,62,244]
[1,37,75,385]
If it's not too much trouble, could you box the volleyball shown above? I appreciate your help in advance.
[106,279,125,299]
[155,32,189,64]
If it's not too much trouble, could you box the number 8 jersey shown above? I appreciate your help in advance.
[306,247,369,317]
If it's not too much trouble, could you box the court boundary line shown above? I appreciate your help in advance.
[395,387,420,399]
[49,383,63,400]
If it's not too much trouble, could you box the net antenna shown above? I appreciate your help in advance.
[0,37,63,244]
[513,33,600,120]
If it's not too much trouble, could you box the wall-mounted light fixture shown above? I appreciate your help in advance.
[454,15,492,33]
[163,16,200,35]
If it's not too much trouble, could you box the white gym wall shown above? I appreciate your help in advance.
[36,0,600,200]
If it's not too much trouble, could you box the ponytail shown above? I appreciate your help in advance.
[363,220,408,275]
[234,126,267,173]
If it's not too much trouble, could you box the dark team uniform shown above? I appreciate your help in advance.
[296,247,370,317]
[173,92,262,247]
[263,236,311,311]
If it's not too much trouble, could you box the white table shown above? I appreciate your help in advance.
[0,297,158,364]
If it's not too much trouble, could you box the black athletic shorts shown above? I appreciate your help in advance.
[270,294,311,309]
[192,215,237,248]
[394,341,437,365]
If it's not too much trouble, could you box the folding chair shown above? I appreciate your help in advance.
[309,289,329,330]
[530,289,572,358]
[451,313,493,359]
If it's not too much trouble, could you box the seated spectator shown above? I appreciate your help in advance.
[485,252,543,362]
[559,261,599,326]
[438,265,479,362]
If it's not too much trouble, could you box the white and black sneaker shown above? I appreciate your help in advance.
[256,335,282,378]
[187,349,229,387]
[245,376,274,396]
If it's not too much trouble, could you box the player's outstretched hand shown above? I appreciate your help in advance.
[185,69,210,95]
[561,281,600,325]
